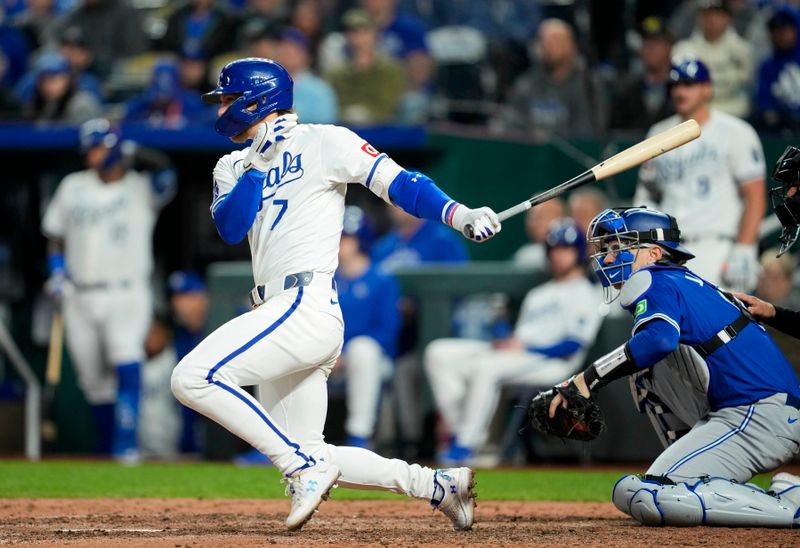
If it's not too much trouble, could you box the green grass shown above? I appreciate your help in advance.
[0,461,773,500]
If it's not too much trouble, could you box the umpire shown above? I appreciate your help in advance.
[735,146,800,339]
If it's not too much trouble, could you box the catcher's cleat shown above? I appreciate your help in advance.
[430,467,477,531]
[284,463,340,531]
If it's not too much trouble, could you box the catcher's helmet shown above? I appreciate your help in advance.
[202,58,294,138]
[342,205,375,253]
[770,145,800,256]
[545,218,586,261]
[587,207,694,299]
[668,57,711,86]
[80,118,123,168]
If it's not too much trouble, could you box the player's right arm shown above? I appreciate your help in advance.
[323,126,501,242]
[41,178,70,298]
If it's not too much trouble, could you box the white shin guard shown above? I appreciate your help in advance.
[613,474,799,528]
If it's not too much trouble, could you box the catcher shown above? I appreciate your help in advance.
[529,206,800,527]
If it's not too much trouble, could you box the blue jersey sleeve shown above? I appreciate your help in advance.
[212,169,264,244]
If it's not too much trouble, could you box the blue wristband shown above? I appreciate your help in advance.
[47,252,65,275]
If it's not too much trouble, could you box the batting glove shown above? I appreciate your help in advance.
[722,243,760,293]
[243,113,299,172]
[44,271,71,301]
[450,205,502,242]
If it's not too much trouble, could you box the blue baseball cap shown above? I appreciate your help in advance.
[669,57,712,85]
[168,271,206,295]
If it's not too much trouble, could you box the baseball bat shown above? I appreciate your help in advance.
[464,119,701,238]
[42,308,63,445]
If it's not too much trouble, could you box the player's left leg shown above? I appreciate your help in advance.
[613,392,800,527]
[261,365,476,531]
[341,336,392,447]
[104,283,152,462]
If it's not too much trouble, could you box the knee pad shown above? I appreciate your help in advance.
[612,474,797,527]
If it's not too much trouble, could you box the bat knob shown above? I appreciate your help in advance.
[463,224,475,239]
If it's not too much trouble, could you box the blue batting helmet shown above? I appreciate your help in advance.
[587,207,694,297]
[202,58,294,138]
[342,206,375,253]
[545,218,586,261]
[668,57,712,86]
[79,118,123,168]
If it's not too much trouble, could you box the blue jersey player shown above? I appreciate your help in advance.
[334,206,401,448]
[549,206,800,527]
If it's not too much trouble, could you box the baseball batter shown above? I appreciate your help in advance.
[548,206,800,527]
[424,219,602,464]
[170,58,497,531]
[41,118,176,461]
[634,57,766,292]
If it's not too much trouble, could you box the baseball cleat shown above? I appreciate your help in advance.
[770,472,800,500]
[284,463,341,531]
[430,467,477,531]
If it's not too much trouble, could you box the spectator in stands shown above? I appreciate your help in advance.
[178,46,212,94]
[755,250,800,312]
[0,6,31,88]
[754,7,800,132]
[157,0,237,60]
[15,27,103,104]
[327,9,406,125]
[672,0,753,118]
[290,0,328,69]
[504,18,600,138]
[56,0,147,78]
[274,28,338,123]
[167,270,209,455]
[240,18,282,59]
[332,206,401,449]
[123,59,211,128]
[241,0,289,30]
[568,187,607,236]
[511,198,565,270]
[0,51,20,119]
[424,219,602,466]
[610,16,675,133]
[23,52,101,124]
[11,0,62,51]
[361,0,432,91]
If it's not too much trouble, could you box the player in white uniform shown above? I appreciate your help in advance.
[634,57,766,292]
[424,219,603,464]
[170,58,499,531]
[41,118,176,461]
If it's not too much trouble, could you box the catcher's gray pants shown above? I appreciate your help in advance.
[647,392,800,482]
[633,346,800,482]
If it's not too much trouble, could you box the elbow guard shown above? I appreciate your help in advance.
[583,343,638,392]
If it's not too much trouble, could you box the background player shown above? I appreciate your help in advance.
[547,206,800,527]
[333,206,401,449]
[425,219,602,465]
[634,57,766,292]
[41,118,176,461]
[170,58,499,531]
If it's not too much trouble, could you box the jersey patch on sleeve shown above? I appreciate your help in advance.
[634,299,647,317]
[361,142,380,157]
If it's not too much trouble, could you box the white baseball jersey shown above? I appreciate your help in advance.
[42,169,162,285]
[211,125,403,286]
[635,111,765,240]
[513,275,603,370]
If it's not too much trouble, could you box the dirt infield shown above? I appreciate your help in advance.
[0,498,796,547]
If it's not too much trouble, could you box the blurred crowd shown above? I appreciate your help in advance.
[4,0,800,134]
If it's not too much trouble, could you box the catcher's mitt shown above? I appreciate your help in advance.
[528,379,606,441]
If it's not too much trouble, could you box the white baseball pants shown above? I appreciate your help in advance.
[341,336,393,439]
[171,283,435,498]
[64,283,151,404]
[425,338,580,449]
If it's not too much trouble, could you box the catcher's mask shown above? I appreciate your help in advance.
[770,145,800,257]
[587,207,694,303]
